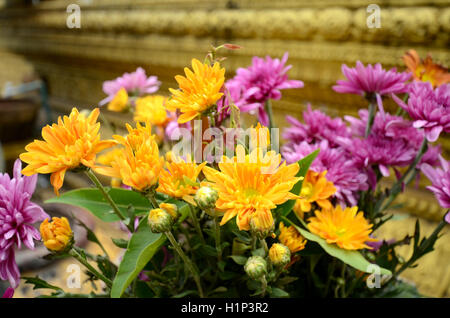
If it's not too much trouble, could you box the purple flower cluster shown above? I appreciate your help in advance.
[393,82,450,142]
[0,160,48,288]
[225,52,303,125]
[100,67,161,106]
[421,157,450,221]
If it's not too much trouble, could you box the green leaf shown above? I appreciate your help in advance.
[45,188,152,222]
[229,255,248,265]
[270,287,289,298]
[111,238,129,249]
[111,219,166,298]
[282,217,392,276]
[277,149,320,217]
[22,276,63,291]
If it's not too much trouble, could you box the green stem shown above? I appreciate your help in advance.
[85,169,132,231]
[323,258,336,297]
[69,248,112,289]
[146,192,160,209]
[264,99,275,130]
[164,231,204,298]
[214,216,222,262]
[365,102,376,137]
[260,275,268,297]
[378,138,428,213]
[260,238,269,255]
[188,205,205,244]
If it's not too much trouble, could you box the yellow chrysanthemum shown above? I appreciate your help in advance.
[279,222,307,253]
[157,156,206,203]
[134,95,170,126]
[94,122,164,192]
[308,205,377,250]
[202,145,300,231]
[166,59,225,123]
[97,147,125,166]
[20,108,116,195]
[107,87,129,112]
[293,170,336,217]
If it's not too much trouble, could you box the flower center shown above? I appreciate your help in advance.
[300,182,313,199]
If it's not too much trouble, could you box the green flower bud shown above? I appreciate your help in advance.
[194,186,218,212]
[244,256,267,280]
[148,203,178,233]
[269,243,291,267]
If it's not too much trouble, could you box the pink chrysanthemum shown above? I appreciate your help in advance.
[282,140,368,206]
[100,67,161,106]
[226,52,303,125]
[283,105,351,147]
[422,157,450,216]
[333,61,411,113]
[393,82,450,142]
[0,159,48,288]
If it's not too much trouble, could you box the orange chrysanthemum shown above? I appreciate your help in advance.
[94,122,164,192]
[403,49,450,88]
[134,95,171,126]
[157,156,206,203]
[20,108,116,195]
[293,170,336,217]
[308,205,377,250]
[166,59,225,123]
[279,222,307,253]
[202,145,300,231]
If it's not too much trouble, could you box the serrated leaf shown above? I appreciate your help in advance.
[45,188,152,222]
[282,217,392,276]
[111,219,166,298]
[111,238,129,249]
[22,276,62,291]
[270,287,289,298]
[252,247,265,257]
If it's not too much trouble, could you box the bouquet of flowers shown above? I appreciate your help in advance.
[1,45,449,298]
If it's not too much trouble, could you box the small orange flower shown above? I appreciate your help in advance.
[278,222,307,253]
[166,59,225,123]
[20,108,116,195]
[94,122,164,192]
[157,156,206,203]
[293,170,336,216]
[202,145,300,230]
[107,87,129,112]
[403,50,450,88]
[40,217,73,252]
[308,205,377,250]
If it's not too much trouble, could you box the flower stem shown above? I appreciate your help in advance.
[214,216,222,262]
[378,138,428,213]
[188,205,205,244]
[85,169,132,231]
[69,248,112,289]
[146,192,160,209]
[264,99,275,130]
[365,102,376,137]
[164,231,204,298]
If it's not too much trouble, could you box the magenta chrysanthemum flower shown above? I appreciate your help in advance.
[0,159,48,288]
[282,140,368,206]
[99,67,161,105]
[421,157,450,216]
[392,82,450,142]
[283,105,351,147]
[226,52,303,125]
[333,61,411,113]
[2,287,14,298]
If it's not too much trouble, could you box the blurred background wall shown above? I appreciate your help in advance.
[0,0,449,297]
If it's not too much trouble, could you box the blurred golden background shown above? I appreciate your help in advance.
[0,0,449,297]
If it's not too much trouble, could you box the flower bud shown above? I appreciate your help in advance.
[244,256,267,280]
[40,217,73,252]
[194,186,218,212]
[269,243,291,267]
[249,208,274,239]
[148,203,178,233]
